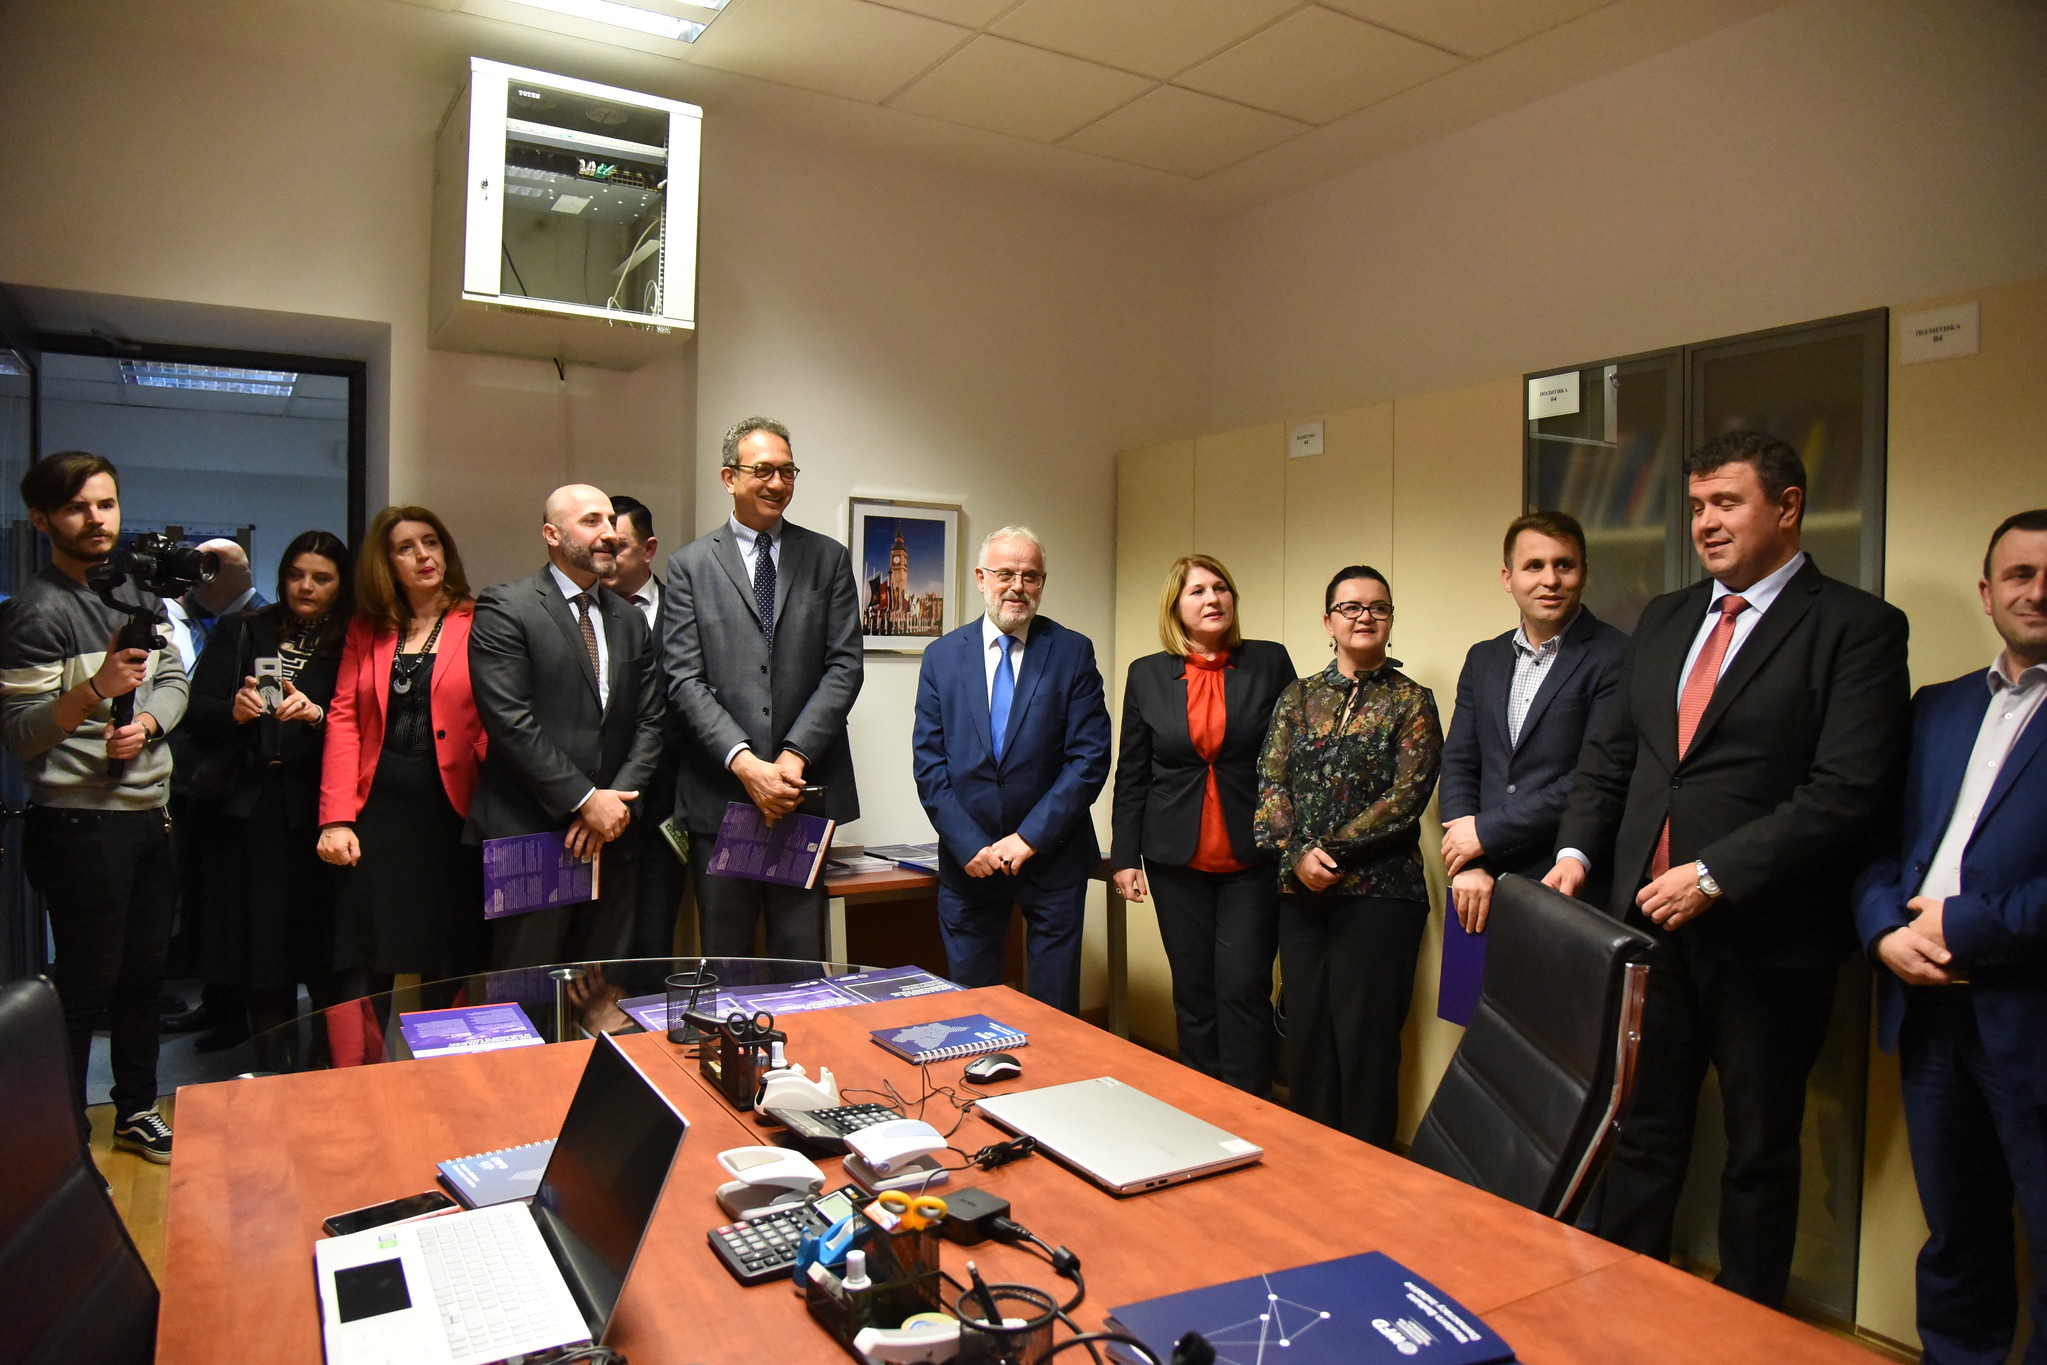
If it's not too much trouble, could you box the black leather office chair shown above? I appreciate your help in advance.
[1407,874,1655,1222]
[0,977,159,1365]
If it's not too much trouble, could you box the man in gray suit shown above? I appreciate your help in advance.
[662,417,862,959]
[469,484,666,968]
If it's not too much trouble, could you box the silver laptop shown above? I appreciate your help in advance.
[974,1076,1263,1195]
[315,1033,689,1365]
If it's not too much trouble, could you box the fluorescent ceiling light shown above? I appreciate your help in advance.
[498,0,708,41]
[0,350,27,377]
[120,360,298,397]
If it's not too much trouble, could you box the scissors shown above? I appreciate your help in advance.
[870,1190,948,1232]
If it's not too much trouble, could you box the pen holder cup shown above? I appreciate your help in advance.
[953,1284,1058,1365]
[663,970,717,1045]
[803,1225,948,1358]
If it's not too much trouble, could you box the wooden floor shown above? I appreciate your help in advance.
[89,1098,173,1283]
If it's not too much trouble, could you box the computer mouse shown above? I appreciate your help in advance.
[963,1052,1023,1084]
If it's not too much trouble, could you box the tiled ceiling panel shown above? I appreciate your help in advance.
[863,0,1016,25]
[1062,84,1309,178]
[1321,0,1614,58]
[688,0,971,103]
[1178,6,1462,124]
[990,0,1302,80]
[889,35,1154,143]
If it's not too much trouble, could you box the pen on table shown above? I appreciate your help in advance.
[967,1259,1001,1325]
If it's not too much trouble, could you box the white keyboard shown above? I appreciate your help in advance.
[415,1206,584,1362]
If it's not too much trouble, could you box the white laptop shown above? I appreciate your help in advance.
[974,1076,1263,1195]
[314,1032,688,1365]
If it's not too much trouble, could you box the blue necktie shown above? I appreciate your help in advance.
[752,534,776,648]
[990,634,1016,763]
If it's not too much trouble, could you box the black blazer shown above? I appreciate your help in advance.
[1556,557,1910,967]
[1111,640,1296,870]
[466,566,666,840]
[184,607,343,827]
[1437,608,1628,882]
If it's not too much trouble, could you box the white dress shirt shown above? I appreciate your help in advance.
[723,516,784,771]
[1507,615,1569,747]
[161,598,199,674]
[982,614,1031,704]
[618,575,660,631]
[1917,656,2047,904]
[548,562,609,709]
[1558,551,1809,876]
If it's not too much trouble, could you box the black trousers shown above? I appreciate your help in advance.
[1278,892,1427,1149]
[23,806,176,1119]
[1596,926,1837,1308]
[629,764,687,959]
[1146,860,1279,1096]
[690,833,827,962]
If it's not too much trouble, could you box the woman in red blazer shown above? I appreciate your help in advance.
[319,505,489,998]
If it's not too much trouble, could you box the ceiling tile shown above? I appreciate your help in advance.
[889,35,1154,143]
[1321,0,1613,58]
[990,0,1301,80]
[1177,6,1460,124]
[862,0,1016,25]
[687,0,971,105]
[1060,84,1308,178]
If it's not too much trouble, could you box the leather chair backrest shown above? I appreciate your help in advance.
[0,977,158,1365]
[1407,875,1654,1218]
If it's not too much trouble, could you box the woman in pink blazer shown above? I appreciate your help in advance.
[319,505,489,997]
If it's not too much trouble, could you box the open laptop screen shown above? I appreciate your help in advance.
[531,1033,689,1338]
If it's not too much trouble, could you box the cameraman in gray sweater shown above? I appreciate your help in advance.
[2,451,188,1160]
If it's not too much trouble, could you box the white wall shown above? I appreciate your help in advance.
[39,399,348,592]
[1202,0,2047,431]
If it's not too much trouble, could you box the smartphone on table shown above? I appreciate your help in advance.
[321,1190,458,1238]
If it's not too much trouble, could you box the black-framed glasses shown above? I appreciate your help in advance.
[731,462,800,483]
[1328,601,1394,621]
[980,568,1045,588]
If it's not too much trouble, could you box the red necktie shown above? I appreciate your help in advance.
[1651,593,1748,877]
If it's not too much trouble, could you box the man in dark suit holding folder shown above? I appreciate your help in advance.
[1545,430,1910,1307]
[1856,510,2047,1365]
[662,417,863,960]
[913,526,1110,1013]
[469,484,666,968]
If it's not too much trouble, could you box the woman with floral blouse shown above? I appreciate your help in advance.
[1255,564,1442,1148]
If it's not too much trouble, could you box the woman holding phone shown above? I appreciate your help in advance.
[186,530,351,1061]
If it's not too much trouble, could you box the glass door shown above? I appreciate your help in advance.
[0,286,40,980]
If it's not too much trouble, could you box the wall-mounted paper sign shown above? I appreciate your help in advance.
[1527,370,1581,419]
[1287,420,1324,458]
[1899,301,1980,364]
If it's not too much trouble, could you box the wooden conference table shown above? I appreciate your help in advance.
[159,986,1878,1364]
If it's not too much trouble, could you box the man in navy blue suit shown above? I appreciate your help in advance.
[912,526,1110,1013]
[1438,511,1628,934]
[1856,509,2047,1365]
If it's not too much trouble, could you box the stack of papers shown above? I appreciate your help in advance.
[616,964,962,1035]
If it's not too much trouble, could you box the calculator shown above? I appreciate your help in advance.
[762,1102,904,1151]
[709,1184,864,1285]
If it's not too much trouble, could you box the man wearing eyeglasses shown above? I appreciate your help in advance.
[662,417,863,959]
[912,526,1111,1013]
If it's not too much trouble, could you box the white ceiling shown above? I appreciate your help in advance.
[40,352,352,422]
[401,0,1795,213]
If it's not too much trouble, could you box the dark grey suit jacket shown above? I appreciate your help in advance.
[661,518,863,830]
[1437,608,1628,882]
[466,566,666,840]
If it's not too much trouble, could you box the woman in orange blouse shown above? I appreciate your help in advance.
[1110,555,1296,1096]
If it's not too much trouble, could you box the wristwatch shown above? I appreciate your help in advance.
[1694,860,1722,899]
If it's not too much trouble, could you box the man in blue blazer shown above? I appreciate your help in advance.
[1855,509,2047,1365]
[1439,511,1628,935]
[913,526,1111,1013]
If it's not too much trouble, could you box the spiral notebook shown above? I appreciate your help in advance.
[435,1138,556,1208]
[869,1013,1027,1064]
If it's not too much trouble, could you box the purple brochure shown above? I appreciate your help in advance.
[1437,889,1487,1026]
[399,1002,544,1058]
[709,802,835,890]
[483,829,598,919]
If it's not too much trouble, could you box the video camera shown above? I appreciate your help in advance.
[84,532,218,776]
